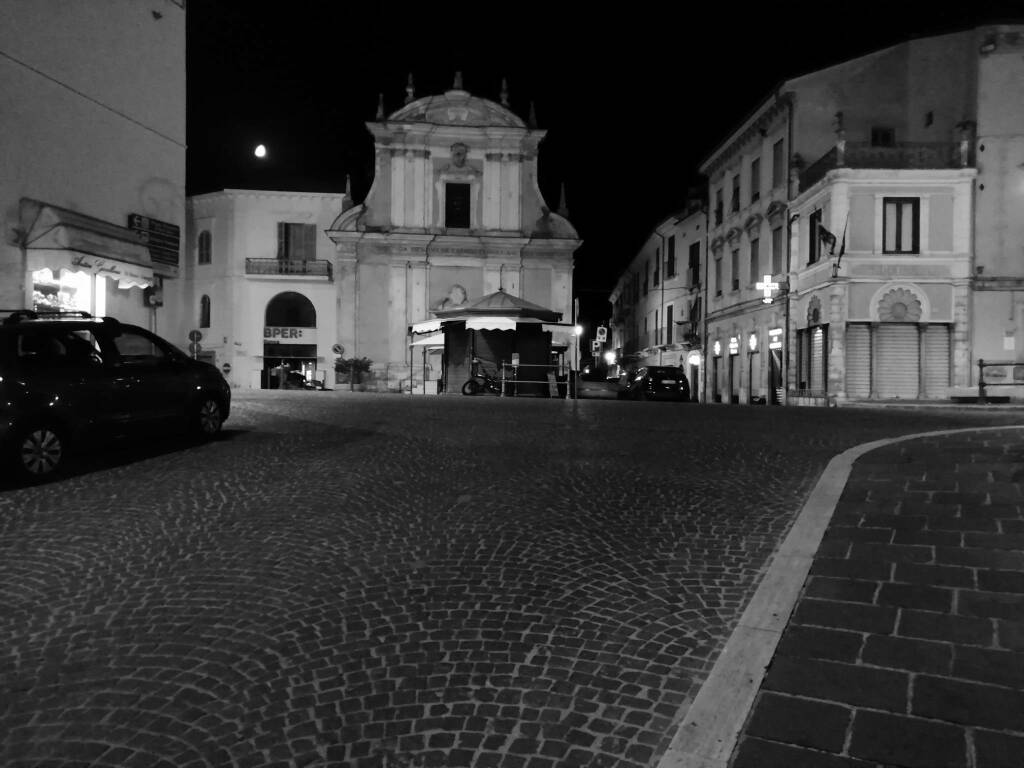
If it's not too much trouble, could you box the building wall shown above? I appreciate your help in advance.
[184,190,347,388]
[0,0,185,320]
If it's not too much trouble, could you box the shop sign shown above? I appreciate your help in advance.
[127,213,180,267]
[264,327,317,343]
[768,327,783,350]
[728,336,740,355]
[756,274,779,304]
[713,340,722,356]
[687,352,702,366]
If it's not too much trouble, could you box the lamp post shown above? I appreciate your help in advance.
[572,323,583,398]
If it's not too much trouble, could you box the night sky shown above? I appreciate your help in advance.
[186,1,1022,323]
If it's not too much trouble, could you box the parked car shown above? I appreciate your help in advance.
[0,310,231,481]
[620,365,691,402]
[575,359,620,399]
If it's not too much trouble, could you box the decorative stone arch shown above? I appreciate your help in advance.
[868,282,930,323]
[266,291,317,327]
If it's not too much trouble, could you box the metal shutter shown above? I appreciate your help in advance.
[810,327,824,391]
[846,323,871,399]
[922,324,950,399]
[877,324,919,399]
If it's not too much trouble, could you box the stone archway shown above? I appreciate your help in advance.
[265,291,316,328]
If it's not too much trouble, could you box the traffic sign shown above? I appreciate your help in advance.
[596,326,608,342]
[188,329,203,342]
[221,362,232,374]
[331,343,345,355]
[591,340,600,353]
[189,341,202,356]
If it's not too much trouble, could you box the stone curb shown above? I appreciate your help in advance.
[654,424,1024,768]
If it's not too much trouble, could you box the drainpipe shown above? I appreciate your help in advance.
[784,96,795,405]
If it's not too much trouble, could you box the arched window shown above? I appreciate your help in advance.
[198,230,212,264]
[199,295,211,328]
[265,291,316,327]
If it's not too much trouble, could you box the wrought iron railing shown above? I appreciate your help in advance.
[245,258,332,279]
[800,142,962,192]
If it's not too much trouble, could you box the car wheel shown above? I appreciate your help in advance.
[14,423,67,481]
[192,396,224,439]
[461,379,481,396]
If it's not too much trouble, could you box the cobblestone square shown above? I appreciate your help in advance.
[1,393,1020,767]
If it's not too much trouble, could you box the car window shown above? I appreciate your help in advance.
[111,330,168,365]
[16,329,105,368]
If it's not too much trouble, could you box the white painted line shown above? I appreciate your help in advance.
[655,425,1024,768]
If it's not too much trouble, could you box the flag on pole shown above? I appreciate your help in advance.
[835,213,849,268]
[819,225,838,255]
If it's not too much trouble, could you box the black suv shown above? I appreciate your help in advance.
[620,365,691,402]
[0,311,230,481]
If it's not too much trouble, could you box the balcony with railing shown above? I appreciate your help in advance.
[800,141,965,192]
[245,258,333,280]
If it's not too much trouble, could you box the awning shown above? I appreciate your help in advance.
[410,333,445,347]
[410,319,442,334]
[19,198,154,289]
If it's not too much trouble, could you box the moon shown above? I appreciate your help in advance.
[254,144,267,158]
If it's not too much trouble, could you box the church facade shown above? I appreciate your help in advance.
[327,78,581,392]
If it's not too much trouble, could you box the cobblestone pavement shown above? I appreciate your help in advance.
[1,392,1022,768]
[730,428,1024,768]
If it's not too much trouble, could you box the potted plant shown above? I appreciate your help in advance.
[334,356,373,391]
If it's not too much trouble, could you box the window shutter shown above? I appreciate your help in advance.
[277,223,287,259]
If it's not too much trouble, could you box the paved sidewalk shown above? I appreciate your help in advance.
[729,428,1024,768]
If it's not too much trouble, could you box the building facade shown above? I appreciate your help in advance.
[608,205,706,400]
[327,80,581,391]
[700,25,1024,404]
[180,190,348,389]
[0,0,185,327]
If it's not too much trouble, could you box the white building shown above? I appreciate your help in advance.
[181,190,348,389]
[700,24,1024,404]
[0,0,185,326]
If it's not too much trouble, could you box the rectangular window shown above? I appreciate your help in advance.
[445,183,471,228]
[749,238,760,284]
[643,261,649,295]
[715,257,722,296]
[666,305,674,345]
[771,226,783,274]
[731,175,740,212]
[871,127,896,147]
[666,236,676,278]
[772,139,784,188]
[277,223,317,261]
[653,248,660,287]
[750,158,761,202]
[715,188,723,225]
[689,241,700,285]
[197,230,212,265]
[883,198,920,253]
[808,209,822,265]
[731,249,739,291]
[655,309,660,344]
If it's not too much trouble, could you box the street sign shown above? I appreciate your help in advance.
[188,329,202,342]
[127,213,181,267]
[189,341,202,356]
[596,326,607,342]
[591,340,600,353]
[331,343,345,355]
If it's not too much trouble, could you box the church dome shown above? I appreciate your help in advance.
[388,89,526,128]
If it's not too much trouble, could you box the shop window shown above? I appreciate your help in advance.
[199,295,211,328]
[198,230,211,265]
[445,183,470,228]
[277,223,317,261]
[883,198,920,254]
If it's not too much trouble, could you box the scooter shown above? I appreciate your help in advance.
[461,360,504,395]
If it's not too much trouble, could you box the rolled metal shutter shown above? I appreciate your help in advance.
[810,327,824,391]
[845,323,871,399]
[877,324,919,399]
[922,324,950,398]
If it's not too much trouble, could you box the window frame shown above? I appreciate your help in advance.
[666,236,676,279]
[750,157,761,203]
[197,230,211,265]
[199,294,211,328]
[772,140,784,189]
[444,182,471,228]
[882,197,920,254]
[749,237,760,285]
[808,209,822,265]
[730,248,740,291]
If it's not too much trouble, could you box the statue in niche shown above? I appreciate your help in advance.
[434,284,468,311]
[450,143,468,169]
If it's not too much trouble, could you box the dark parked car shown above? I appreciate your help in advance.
[620,365,691,402]
[0,310,231,481]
